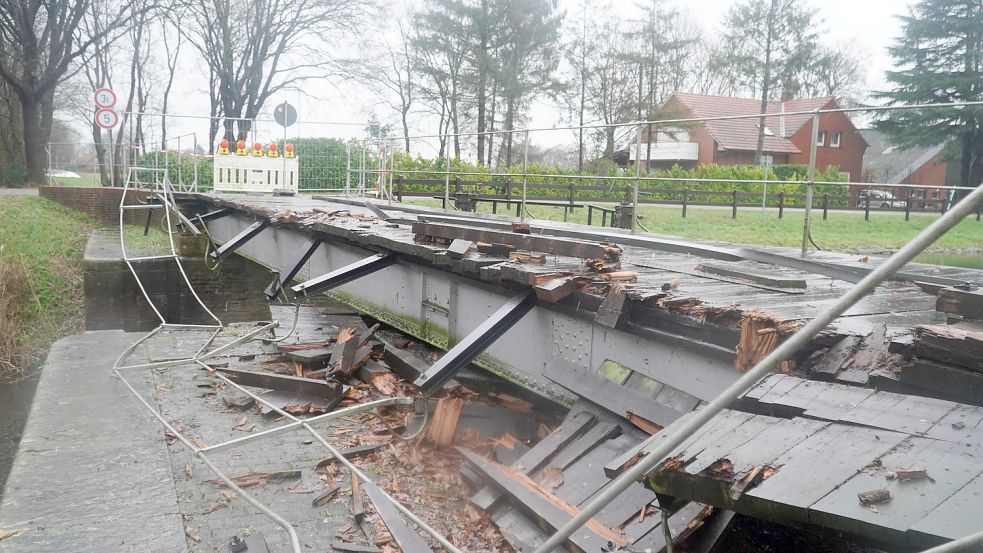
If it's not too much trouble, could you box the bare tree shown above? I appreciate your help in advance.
[159,19,181,149]
[360,17,415,153]
[0,0,151,183]
[181,0,370,145]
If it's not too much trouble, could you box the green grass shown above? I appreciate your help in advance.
[0,197,94,376]
[121,224,170,254]
[48,172,102,187]
[402,198,982,253]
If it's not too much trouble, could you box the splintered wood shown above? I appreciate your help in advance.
[427,396,464,446]
[735,309,793,373]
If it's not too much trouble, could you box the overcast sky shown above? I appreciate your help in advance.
[149,0,912,151]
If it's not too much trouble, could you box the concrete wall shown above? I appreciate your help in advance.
[84,231,272,331]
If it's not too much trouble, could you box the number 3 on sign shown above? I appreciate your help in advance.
[96,108,119,130]
[93,87,116,109]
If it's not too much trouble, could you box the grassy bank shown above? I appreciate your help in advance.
[404,199,982,253]
[0,197,94,378]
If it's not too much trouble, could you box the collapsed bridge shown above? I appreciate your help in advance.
[3,185,983,553]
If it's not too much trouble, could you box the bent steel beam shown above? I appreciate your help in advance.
[210,220,269,260]
[291,252,397,297]
[265,238,323,299]
[414,292,537,394]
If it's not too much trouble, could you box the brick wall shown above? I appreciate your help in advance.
[39,186,165,227]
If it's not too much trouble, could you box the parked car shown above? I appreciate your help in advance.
[857,189,906,209]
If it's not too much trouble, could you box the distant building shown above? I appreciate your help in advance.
[860,129,954,209]
[624,92,868,182]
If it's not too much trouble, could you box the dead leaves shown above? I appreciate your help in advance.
[312,486,340,507]
[0,529,23,541]
[210,470,301,488]
[539,466,564,491]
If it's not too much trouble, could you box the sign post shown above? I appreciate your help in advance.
[93,87,118,187]
[759,154,773,221]
[274,101,297,192]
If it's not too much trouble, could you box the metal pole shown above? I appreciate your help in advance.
[632,124,642,234]
[531,180,983,553]
[193,133,199,192]
[521,130,529,222]
[109,129,115,188]
[801,111,819,255]
[345,141,351,196]
[282,100,288,192]
[922,529,983,552]
[760,160,769,221]
[443,134,451,211]
[388,142,395,205]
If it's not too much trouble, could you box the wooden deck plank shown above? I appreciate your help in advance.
[809,437,983,546]
[744,424,908,524]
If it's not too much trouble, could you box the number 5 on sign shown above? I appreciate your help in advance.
[96,108,119,130]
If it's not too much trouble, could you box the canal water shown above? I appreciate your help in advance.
[0,372,40,498]
[915,251,983,270]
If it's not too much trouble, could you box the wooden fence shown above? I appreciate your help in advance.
[390,177,980,223]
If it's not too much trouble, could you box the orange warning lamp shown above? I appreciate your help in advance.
[235,140,247,155]
[284,143,295,158]
[267,142,279,157]
[251,142,264,157]
[218,139,230,155]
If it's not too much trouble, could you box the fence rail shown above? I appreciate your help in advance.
[382,176,979,224]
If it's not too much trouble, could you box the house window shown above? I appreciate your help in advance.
[831,131,842,148]
[817,131,826,146]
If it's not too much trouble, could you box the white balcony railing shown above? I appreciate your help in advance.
[628,141,699,161]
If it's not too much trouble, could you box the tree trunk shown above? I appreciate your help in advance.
[754,0,777,162]
[21,97,45,185]
[91,121,110,186]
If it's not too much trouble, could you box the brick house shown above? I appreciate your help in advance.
[628,92,868,182]
[860,129,954,209]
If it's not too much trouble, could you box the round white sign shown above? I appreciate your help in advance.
[93,87,117,109]
[95,108,119,130]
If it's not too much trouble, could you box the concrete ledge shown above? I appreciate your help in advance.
[0,331,186,552]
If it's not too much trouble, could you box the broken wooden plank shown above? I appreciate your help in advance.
[594,287,631,329]
[811,336,861,380]
[382,346,430,381]
[913,323,983,373]
[447,239,474,259]
[361,479,434,553]
[427,396,464,446]
[509,252,546,264]
[411,221,618,260]
[545,364,682,429]
[212,367,343,412]
[695,262,807,289]
[901,358,983,406]
[936,286,983,320]
[516,411,597,473]
[459,448,625,553]
[357,361,399,395]
[476,242,515,257]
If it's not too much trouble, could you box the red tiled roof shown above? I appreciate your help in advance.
[669,92,836,154]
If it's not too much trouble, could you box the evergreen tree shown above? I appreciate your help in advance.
[717,0,822,160]
[876,0,983,192]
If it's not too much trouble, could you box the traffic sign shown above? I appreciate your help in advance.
[95,108,119,130]
[274,102,297,127]
[93,87,116,109]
